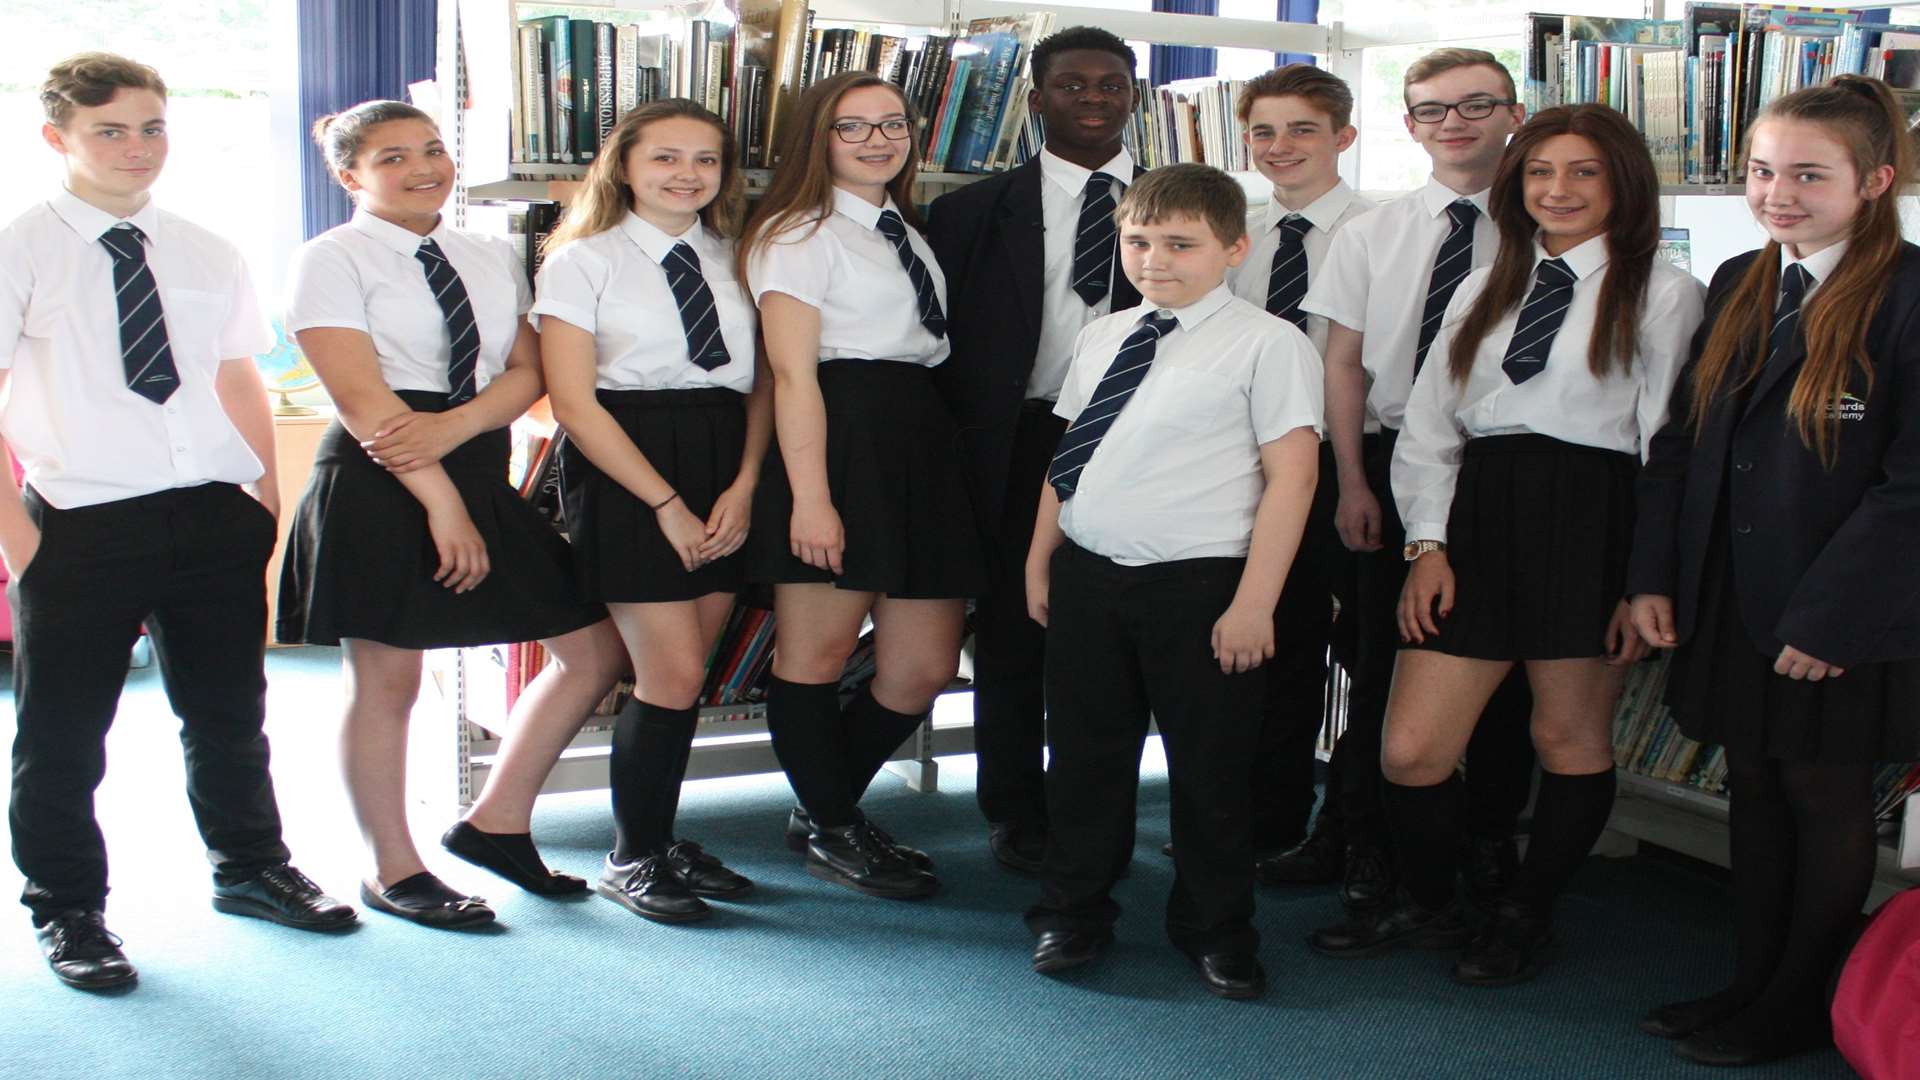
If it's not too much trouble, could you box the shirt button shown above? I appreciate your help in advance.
[173,445,187,453]
[1734,460,1753,472]
[1735,523,1753,535]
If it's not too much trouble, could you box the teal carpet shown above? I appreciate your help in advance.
[0,648,1852,1079]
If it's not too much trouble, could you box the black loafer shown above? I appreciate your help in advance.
[213,863,357,931]
[807,818,938,900]
[1191,951,1266,1000]
[359,873,495,929]
[1309,893,1469,957]
[1462,835,1519,915]
[989,822,1046,876]
[597,854,711,923]
[787,807,934,871]
[1031,928,1112,974]
[1452,902,1552,987]
[663,839,753,899]
[1639,994,1749,1040]
[35,910,137,991]
[1674,1024,1827,1067]
[1257,829,1344,886]
[440,821,587,896]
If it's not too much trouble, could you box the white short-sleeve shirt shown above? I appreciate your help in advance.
[286,209,530,394]
[1391,235,1707,543]
[0,191,275,509]
[531,213,756,393]
[1054,283,1324,565]
[1227,180,1377,359]
[1029,145,1133,400]
[745,186,950,367]
[1299,176,1497,432]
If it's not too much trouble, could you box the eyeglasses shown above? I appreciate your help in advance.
[831,119,913,143]
[1407,98,1517,125]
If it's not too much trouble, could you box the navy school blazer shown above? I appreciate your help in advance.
[1626,242,1920,669]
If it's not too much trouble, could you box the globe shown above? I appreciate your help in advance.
[256,317,322,416]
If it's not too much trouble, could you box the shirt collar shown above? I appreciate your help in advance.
[1418,174,1491,219]
[51,189,162,245]
[831,185,901,231]
[350,207,449,256]
[1039,145,1135,198]
[619,211,702,264]
[1533,233,1610,280]
[1123,281,1235,334]
[1782,240,1849,288]
[1264,180,1357,235]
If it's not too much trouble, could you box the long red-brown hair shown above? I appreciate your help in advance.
[1689,75,1915,465]
[1447,105,1659,385]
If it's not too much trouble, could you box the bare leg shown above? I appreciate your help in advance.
[339,639,429,889]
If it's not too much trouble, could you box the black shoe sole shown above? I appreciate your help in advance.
[1640,1010,1713,1040]
[1197,979,1266,1001]
[211,895,359,932]
[684,878,755,901]
[805,860,938,900]
[1309,928,1470,958]
[48,964,137,991]
[1452,961,1541,988]
[594,882,713,924]
[358,885,497,930]
[1032,941,1110,974]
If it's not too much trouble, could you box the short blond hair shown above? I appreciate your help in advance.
[1115,163,1247,247]
[42,52,167,128]
[1403,47,1515,104]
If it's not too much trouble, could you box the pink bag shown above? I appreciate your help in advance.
[1834,887,1920,1079]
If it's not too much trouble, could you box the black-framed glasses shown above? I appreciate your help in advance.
[831,118,913,143]
[1407,97,1517,124]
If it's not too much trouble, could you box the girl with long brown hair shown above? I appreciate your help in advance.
[737,72,985,901]
[534,99,769,923]
[1628,75,1920,1067]
[1358,105,1703,983]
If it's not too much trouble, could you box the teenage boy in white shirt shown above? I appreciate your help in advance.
[0,53,353,992]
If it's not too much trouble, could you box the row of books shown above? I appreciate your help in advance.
[1611,654,1726,792]
[699,604,777,707]
[1525,6,1920,187]
[512,16,737,166]
[498,639,632,716]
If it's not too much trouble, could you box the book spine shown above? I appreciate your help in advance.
[616,25,638,119]
[595,23,616,145]
[570,19,598,162]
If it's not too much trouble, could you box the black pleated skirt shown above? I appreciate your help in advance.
[1666,508,1920,764]
[559,387,747,603]
[745,358,985,600]
[276,390,604,649]
[1410,433,1636,661]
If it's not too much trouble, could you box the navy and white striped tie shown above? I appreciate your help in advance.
[1500,257,1577,385]
[874,209,946,338]
[414,238,480,404]
[1071,171,1121,307]
[1769,263,1811,366]
[99,223,179,404]
[1266,213,1313,329]
[1413,199,1480,375]
[1048,310,1178,500]
[664,241,731,371]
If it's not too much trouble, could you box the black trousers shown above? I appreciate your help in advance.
[9,482,289,924]
[1337,430,1535,847]
[970,402,1065,829]
[1028,543,1263,956]
[1251,442,1344,850]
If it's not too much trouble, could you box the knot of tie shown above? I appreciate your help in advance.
[1534,257,1577,291]
[99,223,149,263]
[1446,199,1479,229]
[1278,214,1312,241]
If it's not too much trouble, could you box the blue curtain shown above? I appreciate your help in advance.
[1276,0,1319,68]
[298,0,438,240]
[1150,0,1218,83]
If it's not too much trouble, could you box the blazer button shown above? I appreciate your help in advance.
[1734,460,1754,472]
[1735,523,1754,535]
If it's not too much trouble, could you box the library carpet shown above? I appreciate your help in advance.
[0,648,1856,1079]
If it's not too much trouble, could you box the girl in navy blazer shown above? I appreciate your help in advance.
[1628,76,1920,1068]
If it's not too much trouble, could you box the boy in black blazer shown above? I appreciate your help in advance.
[927,27,1143,873]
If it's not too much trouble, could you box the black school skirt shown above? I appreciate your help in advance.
[745,358,985,600]
[559,387,747,603]
[276,390,604,649]
[1666,507,1920,764]
[1410,433,1636,661]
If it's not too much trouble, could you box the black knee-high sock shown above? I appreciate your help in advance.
[609,700,699,864]
[841,685,928,802]
[1509,768,1616,913]
[766,676,856,828]
[1385,777,1464,910]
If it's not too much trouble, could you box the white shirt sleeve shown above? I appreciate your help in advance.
[1250,326,1325,443]
[218,250,276,361]
[504,239,534,317]
[0,239,27,370]
[1632,271,1707,461]
[747,221,832,307]
[1300,225,1368,332]
[529,241,603,334]
[1391,290,1476,544]
[284,240,370,334]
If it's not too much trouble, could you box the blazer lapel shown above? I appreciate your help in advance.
[1742,327,1808,423]
[998,160,1046,335]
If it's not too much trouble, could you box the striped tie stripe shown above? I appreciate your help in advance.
[875,209,946,337]
[1071,172,1121,307]
[1500,257,1578,385]
[100,223,179,405]
[1265,214,1313,329]
[1768,263,1811,367]
[414,238,481,404]
[1047,311,1178,499]
[664,242,732,371]
[1413,199,1481,376]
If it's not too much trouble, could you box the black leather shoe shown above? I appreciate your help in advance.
[663,839,753,899]
[1340,843,1394,913]
[1257,829,1344,886]
[989,822,1046,876]
[1462,834,1519,914]
[1161,841,1174,857]
[440,821,587,896]
[213,863,357,931]
[1674,1024,1827,1067]
[1309,893,1470,957]
[359,873,495,929]
[1453,901,1552,987]
[787,807,933,871]
[597,854,711,923]
[1191,951,1266,1000]
[36,910,136,991]
[807,818,938,900]
[1031,928,1112,974]
[1640,994,1751,1040]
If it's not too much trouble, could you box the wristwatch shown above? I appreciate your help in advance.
[1403,539,1446,562]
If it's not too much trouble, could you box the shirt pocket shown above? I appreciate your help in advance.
[1133,366,1233,435]
[160,287,233,371]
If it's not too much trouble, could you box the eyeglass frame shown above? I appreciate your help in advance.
[1406,96,1519,125]
[830,118,914,143]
